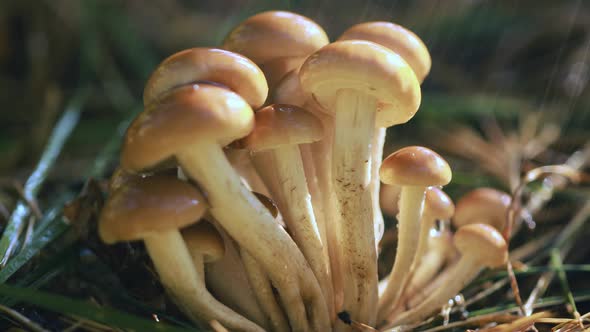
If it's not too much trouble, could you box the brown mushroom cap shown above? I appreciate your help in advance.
[299,40,421,127]
[380,146,452,187]
[223,11,329,64]
[453,223,507,268]
[453,188,511,231]
[338,22,431,82]
[272,70,307,105]
[121,84,254,172]
[236,104,324,152]
[182,222,225,263]
[99,175,208,244]
[424,187,455,220]
[143,48,268,108]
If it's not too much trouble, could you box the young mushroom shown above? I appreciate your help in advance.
[223,10,329,88]
[236,103,333,318]
[337,20,432,249]
[300,40,422,326]
[377,146,451,323]
[121,84,330,331]
[386,223,508,328]
[99,175,263,331]
[453,187,511,232]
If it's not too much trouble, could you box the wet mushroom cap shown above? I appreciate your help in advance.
[222,11,329,64]
[143,48,268,108]
[299,40,421,127]
[380,146,452,187]
[453,223,508,268]
[338,22,431,82]
[121,84,254,172]
[237,104,324,151]
[182,222,226,263]
[99,175,208,244]
[424,187,455,220]
[453,188,511,231]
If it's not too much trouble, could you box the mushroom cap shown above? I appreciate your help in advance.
[222,11,329,65]
[453,187,511,231]
[338,21,431,82]
[121,84,254,172]
[380,146,452,187]
[99,175,208,244]
[453,223,507,268]
[424,187,455,220]
[272,70,306,106]
[143,48,268,108]
[236,104,324,152]
[108,167,139,192]
[299,40,421,127]
[182,221,225,263]
[259,56,306,89]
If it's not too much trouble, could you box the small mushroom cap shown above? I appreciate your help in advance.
[122,84,254,172]
[338,22,431,82]
[380,146,452,187]
[272,70,306,106]
[222,11,329,65]
[143,48,268,108]
[259,56,305,89]
[453,223,508,268]
[380,183,401,217]
[99,175,208,244]
[182,221,225,263]
[299,40,421,127]
[424,187,455,221]
[236,104,324,152]
[453,187,511,231]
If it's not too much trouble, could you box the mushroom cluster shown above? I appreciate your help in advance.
[98,11,511,332]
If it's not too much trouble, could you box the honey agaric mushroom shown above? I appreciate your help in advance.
[413,187,455,266]
[223,10,328,88]
[121,84,329,331]
[300,40,421,326]
[205,225,270,330]
[454,187,511,232]
[379,183,401,217]
[99,175,262,331]
[179,221,264,332]
[387,224,508,328]
[237,103,333,317]
[143,48,267,108]
[338,21,432,249]
[377,146,451,323]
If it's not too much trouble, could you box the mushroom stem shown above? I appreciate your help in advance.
[387,257,481,328]
[270,145,334,318]
[144,231,264,332]
[241,249,290,332]
[370,128,386,246]
[377,186,425,321]
[177,142,330,332]
[333,88,378,325]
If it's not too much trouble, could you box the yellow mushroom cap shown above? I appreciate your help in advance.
[223,11,329,64]
[338,21,431,82]
[424,187,455,220]
[99,175,208,244]
[453,187,511,231]
[236,104,324,152]
[122,84,254,172]
[380,146,452,187]
[453,223,508,268]
[143,48,268,108]
[299,40,421,127]
[182,222,225,263]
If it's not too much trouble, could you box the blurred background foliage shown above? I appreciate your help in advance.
[0,0,588,331]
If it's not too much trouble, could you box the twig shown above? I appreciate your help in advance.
[0,302,49,332]
[0,89,88,267]
[523,201,590,315]
[549,249,580,318]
